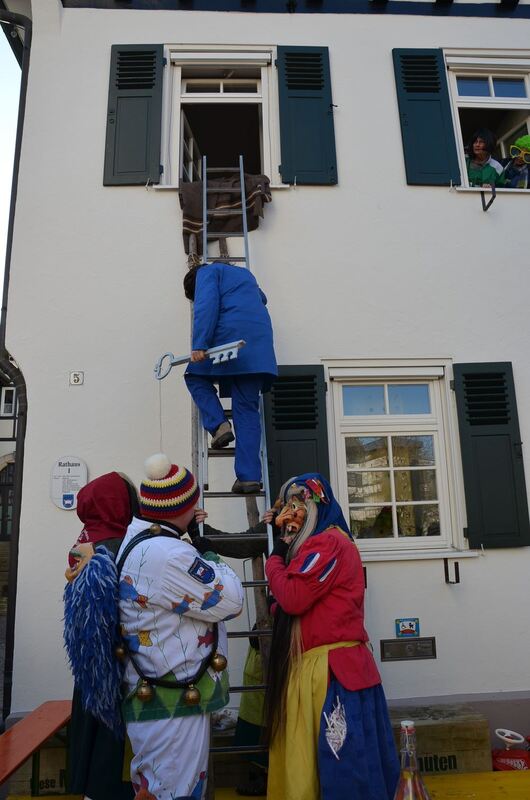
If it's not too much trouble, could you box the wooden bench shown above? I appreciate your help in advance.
[0,700,72,787]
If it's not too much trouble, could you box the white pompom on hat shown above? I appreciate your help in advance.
[140,453,199,519]
[144,453,172,481]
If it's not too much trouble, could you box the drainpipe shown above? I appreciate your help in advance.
[0,9,32,723]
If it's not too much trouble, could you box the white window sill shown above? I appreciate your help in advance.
[151,183,291,191]
[452,186,530,195]
[359,548,480,563]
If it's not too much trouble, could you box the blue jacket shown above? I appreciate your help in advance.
[186,262,277,389]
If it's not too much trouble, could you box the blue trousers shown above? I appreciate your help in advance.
[184,374,262,482]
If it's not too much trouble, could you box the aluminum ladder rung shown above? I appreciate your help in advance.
[211,744,269,755]
[227,630,272,639]
[206,187,243,194]
[208,210,244,217]
[204,256,247,263]
[241,579,268,587]
[203,490,265,499]
[206,167,241,173]
[205,535,267,545]
[228,684,267,693]
[207,232,244,239]
[207,448,235,458]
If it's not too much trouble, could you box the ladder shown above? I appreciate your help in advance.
[192,155,273,795]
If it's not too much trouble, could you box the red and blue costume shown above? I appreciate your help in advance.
[265,474,399,800]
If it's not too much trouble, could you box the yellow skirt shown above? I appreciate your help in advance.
[267,641,359,800]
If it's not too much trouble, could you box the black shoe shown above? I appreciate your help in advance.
[211,420,235,449]
[232,479,261,494]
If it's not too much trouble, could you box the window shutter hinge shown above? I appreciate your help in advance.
[274,59,278,67]
[159,164,164,175]
[463,527,469,539]
[325,381,328,393]
[162,57,167,67]
[450,379,455,390]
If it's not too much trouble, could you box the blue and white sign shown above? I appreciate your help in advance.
[50,456,88,510]
[395,618,420,638]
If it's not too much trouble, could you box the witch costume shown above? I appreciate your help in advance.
[265,474,399,800]
[64,471,137,800]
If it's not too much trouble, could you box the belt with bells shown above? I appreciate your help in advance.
[115,523,228,705]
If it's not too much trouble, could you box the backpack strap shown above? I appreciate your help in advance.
[116,522,220,691]
[116,524,179,578]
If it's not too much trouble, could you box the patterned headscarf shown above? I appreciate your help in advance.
[277,473,351,560]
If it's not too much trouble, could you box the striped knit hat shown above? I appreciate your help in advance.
[140,453,199,519]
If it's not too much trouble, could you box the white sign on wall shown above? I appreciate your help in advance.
[50,456,88,510]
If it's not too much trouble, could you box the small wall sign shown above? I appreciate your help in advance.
[50,456,88,510]
[395,617,420,638]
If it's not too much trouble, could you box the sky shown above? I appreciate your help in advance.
[0,33,21,273]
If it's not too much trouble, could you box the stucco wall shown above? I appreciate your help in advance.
[6,0,530,711]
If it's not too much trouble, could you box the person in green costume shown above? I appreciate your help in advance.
[466,128,505,187]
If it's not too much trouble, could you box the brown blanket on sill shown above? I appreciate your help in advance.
[179,173,272,255]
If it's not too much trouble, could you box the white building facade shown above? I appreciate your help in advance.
[2,0,530,735]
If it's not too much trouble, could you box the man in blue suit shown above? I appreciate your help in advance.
[183,262,277,494]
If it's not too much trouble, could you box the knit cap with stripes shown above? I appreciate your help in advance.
[140,453,199,519]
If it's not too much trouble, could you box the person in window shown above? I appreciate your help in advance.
[500,134,530,189]
[465,128,505,188]
[264,474,399,800]
[183,262,277,495]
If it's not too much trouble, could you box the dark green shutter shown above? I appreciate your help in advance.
[264,365,329,502]
[277,47,337,185]
[453,362,530,548]
[393,49,461,186]
[103,44,164,186]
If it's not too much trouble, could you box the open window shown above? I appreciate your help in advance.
[167,51,273,184]
[447,54,530,189]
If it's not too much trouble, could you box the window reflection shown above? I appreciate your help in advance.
[350,506,393,539]
[343,385,384,416]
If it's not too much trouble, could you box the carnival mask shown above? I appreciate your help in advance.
[275,492,308,536]
[65,542,95,583]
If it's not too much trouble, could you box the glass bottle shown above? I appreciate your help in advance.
[393,720,432,800]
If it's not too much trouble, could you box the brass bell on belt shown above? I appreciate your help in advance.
[183,685,201,706]
[211,652,227,673]
[136,680,154,703]
[115,643,127,662]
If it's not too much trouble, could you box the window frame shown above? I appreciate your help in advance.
[161,46,283,188]
[326,360,467,558]
[0,387,16,418]
[445,51,530,189]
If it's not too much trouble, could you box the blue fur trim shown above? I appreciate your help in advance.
[63,546,124,735]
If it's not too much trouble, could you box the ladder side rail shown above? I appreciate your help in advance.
[259,395,273,554]
[202,154,208,264]
[239,154,250,271]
